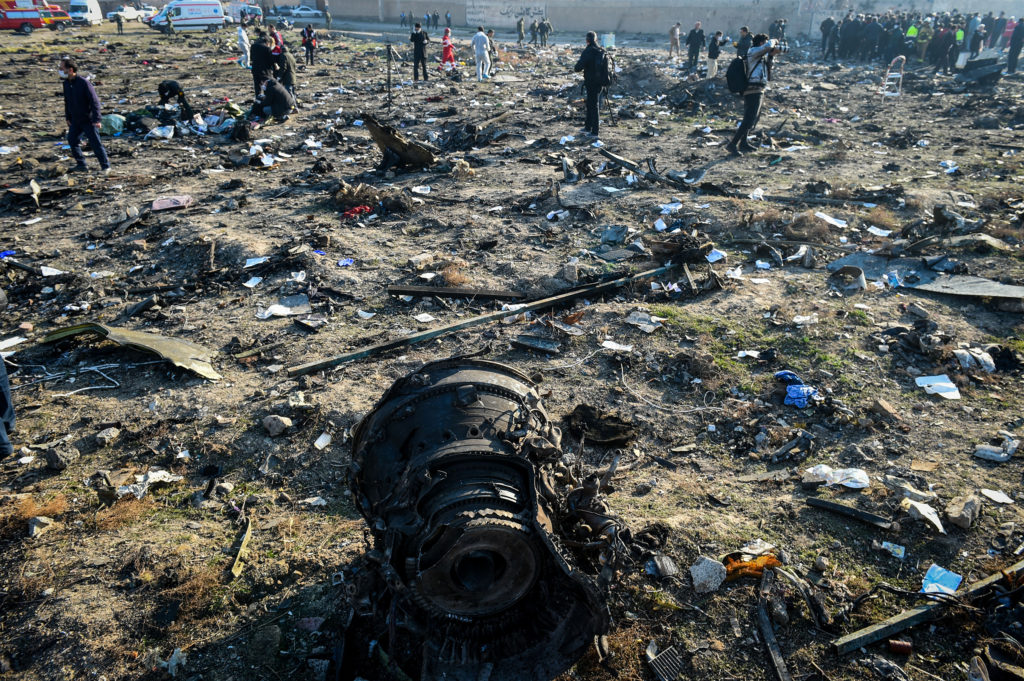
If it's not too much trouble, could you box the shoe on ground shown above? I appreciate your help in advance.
[725,143,742,157]
[69,164,88,173]
[100,167,111,176]
[739,142,758,152]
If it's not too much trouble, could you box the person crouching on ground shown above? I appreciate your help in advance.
[726,33,781,156]
[251,77,294,122]
[573,31,604,138]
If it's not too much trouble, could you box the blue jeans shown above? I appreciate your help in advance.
[0,357,13,458]
[68,120,110,169]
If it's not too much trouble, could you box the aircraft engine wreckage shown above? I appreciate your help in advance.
[344,358,626,681]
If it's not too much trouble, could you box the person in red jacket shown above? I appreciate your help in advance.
[269,23,284,55]
[441,27,456,71]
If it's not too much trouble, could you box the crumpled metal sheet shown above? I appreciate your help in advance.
[828,252,1024,301]
[41,322,222,381]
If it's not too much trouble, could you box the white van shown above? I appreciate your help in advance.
[149,0,224,33]
[68,0,102,25]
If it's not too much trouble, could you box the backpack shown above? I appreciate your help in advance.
[726,56,748,94]
[597,49,614,87]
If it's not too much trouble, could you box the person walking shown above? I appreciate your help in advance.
[399,11,406,27]
[115,12,124,34]
[250,32,276,94]
[411,22,430,81]
[60,58,110,175]
[573,31,605,138]
[669,22,681,59]
[529,19,538,45]
[440,27,456,71]
[726,33,781,156]
[538,17,551,46]
[324,10,331,30]
[301,24,317,65]
[471,26,490,80]
[238,24,251,68]
[516,16,525,46]
[685,21,705,70]
[432,10,440,30]
[445,10,451,28]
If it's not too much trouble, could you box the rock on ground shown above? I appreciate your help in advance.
[690,555,727,593]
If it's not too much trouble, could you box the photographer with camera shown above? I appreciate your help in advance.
[726,33,784,156]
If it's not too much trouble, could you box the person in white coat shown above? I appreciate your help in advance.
[238,25,252,69]
[471,26,491,80]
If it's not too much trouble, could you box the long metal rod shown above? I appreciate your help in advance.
[286,264,679,377]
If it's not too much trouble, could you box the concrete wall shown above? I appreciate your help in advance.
[326,0,1023,34]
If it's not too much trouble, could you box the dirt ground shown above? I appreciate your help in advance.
[1,20,1023,681]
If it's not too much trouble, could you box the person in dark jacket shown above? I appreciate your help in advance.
[1009,21,1024,73]
[252,77,294,121]
[0,287,12,461]
[685,21,705,70]
[726,34,780,156]
[276,47,298,98]
[573,31,604,137]
[734,26,752,57]
[157,80,195,120]
[706,31,725,80]
[861,17,883,61]
[824,20,840,59]
[969,26,985,58]
[410,22,430,81]
[820,16,835,52]
[60,58,110,175]
[301,24,316,65]
[992,12,1007,48]
[250,32,276,95]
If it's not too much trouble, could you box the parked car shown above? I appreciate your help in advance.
[40,7,72,29]
[106,4,140,21]
[290,5,322,18]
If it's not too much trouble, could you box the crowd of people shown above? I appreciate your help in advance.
[400,9,452,30]
[408,20,510,81]
[817,10,1024,74]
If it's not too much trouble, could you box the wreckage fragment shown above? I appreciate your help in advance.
[362,113,438,171]
[41,322,221,381]
[348,359,623,681]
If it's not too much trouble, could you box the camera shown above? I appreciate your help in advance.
[775,39,790,54]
